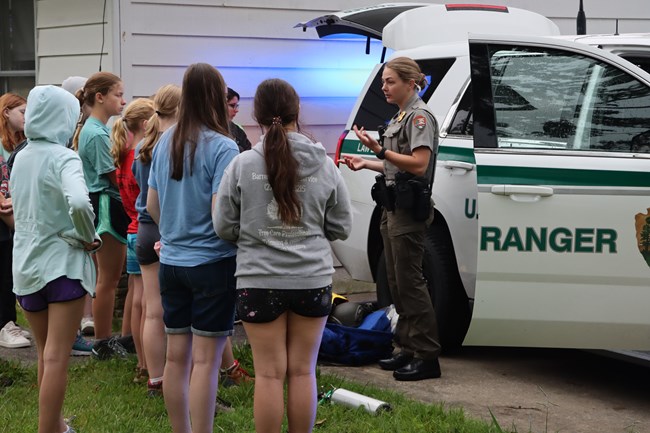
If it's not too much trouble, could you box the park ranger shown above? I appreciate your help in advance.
[342,56,441,381]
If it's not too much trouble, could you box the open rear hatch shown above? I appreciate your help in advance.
[295,3,429,40]
[297,4,560,52]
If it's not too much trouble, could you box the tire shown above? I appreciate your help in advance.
[375,220,471,351]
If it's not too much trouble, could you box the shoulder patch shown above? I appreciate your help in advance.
[413,115,427,130]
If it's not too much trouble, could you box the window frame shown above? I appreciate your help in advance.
[470,41,650,155]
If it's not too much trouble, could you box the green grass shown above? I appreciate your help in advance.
[0,344,508,433]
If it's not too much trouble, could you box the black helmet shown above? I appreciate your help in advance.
[328,301,375,327]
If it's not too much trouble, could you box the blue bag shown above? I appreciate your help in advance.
[319,310,393,366]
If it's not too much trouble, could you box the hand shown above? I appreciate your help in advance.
[83,240,101,251]
[0,195,13,216]
[341,155,366,171]
[153,241,162,257]
[352,125,381,153]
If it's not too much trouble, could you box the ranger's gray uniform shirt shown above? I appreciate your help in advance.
[382,93,438,184]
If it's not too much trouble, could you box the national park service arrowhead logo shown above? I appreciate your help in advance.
[635,208,650,267]
[413,114,427,130]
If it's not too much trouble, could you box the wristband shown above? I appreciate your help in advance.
[376,147,387,160]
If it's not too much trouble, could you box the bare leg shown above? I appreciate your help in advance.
[130,274,145,369]
[82,295,93,322]
[286,313,327,433]
[93,234,126,339]
[244,314,288,433]
[26,297,85,433]
[189,335,226,433]
[163,333,192,433]
[220,337,235,369]
[142,262,165,380]
[122,275,134,338]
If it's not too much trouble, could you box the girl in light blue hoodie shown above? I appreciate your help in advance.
[10,85,100,433]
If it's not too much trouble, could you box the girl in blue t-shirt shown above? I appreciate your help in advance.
[147,63,239,432]
[132,84,181,397]
[74,72,130,359]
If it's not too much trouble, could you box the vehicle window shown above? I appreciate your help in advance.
[448,86,473,136]
[620,55,650,75]
[352,58,456,130]
[483,47,650,154]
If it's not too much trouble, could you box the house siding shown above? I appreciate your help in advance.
[36,0,650,151]
[36,0,118,84]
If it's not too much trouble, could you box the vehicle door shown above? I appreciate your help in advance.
[465,35,650,349]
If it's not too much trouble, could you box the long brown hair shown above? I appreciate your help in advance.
[0,93,27,152]
[110,98,155,168]
[254,78,301,225]
[72,72,122,150]
[171,63,230,180]
[139,84,181,164]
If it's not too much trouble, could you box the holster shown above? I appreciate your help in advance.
[371,174,395,211]
[394,171,431,221]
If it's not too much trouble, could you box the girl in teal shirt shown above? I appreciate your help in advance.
[74,72,129,359]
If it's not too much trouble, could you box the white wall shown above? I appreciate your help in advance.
[118,0,390,151]
[36,0,119,84]
[36,0,650,153]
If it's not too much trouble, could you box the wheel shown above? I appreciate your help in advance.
[375,220,471,351]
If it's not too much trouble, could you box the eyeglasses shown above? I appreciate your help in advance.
[228,103,240,109]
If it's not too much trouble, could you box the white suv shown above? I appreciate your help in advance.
[299,4,650,352]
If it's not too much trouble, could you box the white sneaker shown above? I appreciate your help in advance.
[80,317,94,336]
[0,321,31,348]
[16,323,31,339]
[4,321,31,339]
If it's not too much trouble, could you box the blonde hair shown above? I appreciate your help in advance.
[110,98,155,168]
[385,57,428,90]
[138,84,181,164]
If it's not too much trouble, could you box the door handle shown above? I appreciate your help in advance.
[442,161,475,172]
[491,185,554,202]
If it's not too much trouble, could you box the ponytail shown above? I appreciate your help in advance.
[110,117,129,168]
[139,112,161,165]
[110,98,155,168]
[71,89,86,151]
[254,79,302,226]
[263,119,301,225]
[138,84,180,164]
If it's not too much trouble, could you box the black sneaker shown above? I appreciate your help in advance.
[115,335,136,354]
[215,396,234,414]
[92,337,129,360]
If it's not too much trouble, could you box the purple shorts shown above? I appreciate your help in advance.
[16,276,87,313]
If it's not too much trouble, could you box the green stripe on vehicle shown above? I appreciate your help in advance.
[340,138,476,163]
[438,146,475,163]
[340,139,375,156]
[478,165,650,187]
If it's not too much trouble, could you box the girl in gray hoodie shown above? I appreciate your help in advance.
[214,78,352,433]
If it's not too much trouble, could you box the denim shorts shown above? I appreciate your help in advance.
[16,276,87,313]
[136,221,160,266]
[237,285,332,324]
[126,234,141,275]
[159,256,236,337]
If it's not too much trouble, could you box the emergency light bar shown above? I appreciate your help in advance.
[445,4,509,13]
